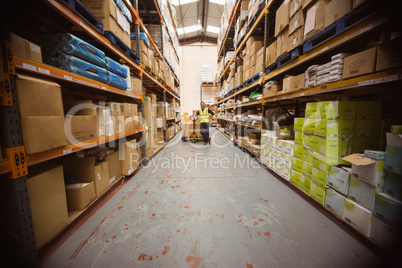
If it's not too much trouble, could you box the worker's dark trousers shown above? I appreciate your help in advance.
[200,122,210,142]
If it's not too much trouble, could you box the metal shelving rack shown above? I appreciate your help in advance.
[0,0,181,265]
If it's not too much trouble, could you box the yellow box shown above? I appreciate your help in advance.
[326,101,357,119]
[303,118,316,134]
[356,101,382,119]
[294,144,304,159]
[294,131,303,145]
[352,137,379,154]
[317,136,352,156]
[312,157,331,172]
[312,167,328,188]
[305,102,318,118]
[303,147,314,163]
[316,101,329,119]
[290,169,301,188]
[303,133,316,151]
[354,119,381,137]
[294,117,304,132]
[300,175,311,195]
[292,157,303,173]
[310,182,326,206]
[302,161,313,179]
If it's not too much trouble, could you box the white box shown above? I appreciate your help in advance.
[370,216,401,250]
[325,188,346,218]
[342,154,385,187]
[348,176,377,211]
[327,166,350,195]
[343,198,373,237]
[157,118,163,128]
[280,140,295,155]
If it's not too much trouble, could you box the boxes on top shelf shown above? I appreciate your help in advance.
[274,0,290,37]
[303,0,326,41]
[324,0,352,28]
[343,47,378,79]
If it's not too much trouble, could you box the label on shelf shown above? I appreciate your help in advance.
[63,148,72,155]
[38,67,50,75]
[384,75,400,82]
[360,24,373,34]
[79,21,90,32]
[22,63,36,72]
[64,75,73,81]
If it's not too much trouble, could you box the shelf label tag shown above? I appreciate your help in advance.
[22,63,37,72]
[384,75,399,82]
[358,80,370,86]
[38,67,50,75]
[64,75,73,81]
[360,24,373,34]
[63,148,72,155]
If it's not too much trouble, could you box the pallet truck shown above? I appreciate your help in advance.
[188,114,200,143]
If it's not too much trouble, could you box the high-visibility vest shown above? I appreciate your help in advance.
[199,108,210,123]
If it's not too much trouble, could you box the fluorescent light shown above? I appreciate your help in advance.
[207,25,220,34]
[209,0,225,5]
[177,24,203,35]
[172,0,197,6]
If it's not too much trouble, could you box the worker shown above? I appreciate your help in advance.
[196,101,215,145]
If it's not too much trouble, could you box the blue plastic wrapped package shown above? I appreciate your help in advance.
[105,56,128,78]
[114,0,132,23]
[130,32,150,48]
[107,71,127,90]
[54,54,108,84]
[54,33,106,68]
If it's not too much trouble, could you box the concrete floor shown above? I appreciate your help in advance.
[41,129,381,268]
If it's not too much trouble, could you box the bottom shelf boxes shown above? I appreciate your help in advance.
[65,181,96,211]
[343,199,372,237]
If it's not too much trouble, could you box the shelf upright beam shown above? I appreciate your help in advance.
[0,20,38,266]
[261,0,269,129]
[163,89,167,142]
[133,0,147,163]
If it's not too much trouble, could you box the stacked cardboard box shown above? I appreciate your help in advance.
[303,0,326,41]
[316,62,331,86]
[16,74,67,154]
[123,103,139,132]
[243,36,264,79]
[329,53,352,82]
[369,129,402,248]
[305,65,318,88]
[11,33,42,63]
[80,0,131,46]
[261,131,294,181]
[120,139,142,176]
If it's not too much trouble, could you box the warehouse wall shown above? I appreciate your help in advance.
[179,43,217,114]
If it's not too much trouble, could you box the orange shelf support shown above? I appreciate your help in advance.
[26,128,143,167]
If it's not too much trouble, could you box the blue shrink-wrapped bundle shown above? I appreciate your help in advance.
[105,56,128,78]
[130,32,150,48]
[114,0,132,23]
[53,54,108,84]
[107,71,127,90]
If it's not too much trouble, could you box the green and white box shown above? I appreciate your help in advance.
[342,154,384,187]
[302,161,313,179]
[290,169,301,188]
[327,166,350,195]
[312,167,328,188]
[281,140,294,155]
[326,101,357,119]
[370,216,400,251]
[310,182,325,205]
[364,150,385,160]
[294,117,304,132]
[292,157,303,173]
[315,119,356,138]
[318,137,352,157]
[325,188,346,218]
[348,176,377,211]
[305,102,318,118]
[343,198,372,237]
[300,175,311,195]
[373,192,402,228]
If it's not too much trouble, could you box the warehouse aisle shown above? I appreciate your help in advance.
[42,129,380,268]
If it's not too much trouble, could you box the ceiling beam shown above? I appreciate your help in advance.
[179,36,217,45]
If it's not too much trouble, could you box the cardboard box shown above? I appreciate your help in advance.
[310,182,325,205]
[250,54,256,67]
[305,102,317,118]
[290,0,304,16]
[370,216,401,251]
[290,169,301,188]
[120,140,142,175]
[325,0,352,28]
[352,0,366,9]
[293,144,304,159]
[343,198,372,237]
[342,154,384,187]
[316,101,329,119]
[384,133,402,175]
[373,192,402,228]
[65,181,95,211]
[123,103,137,117]
[68,115,97,142]
[275,0,290,37]
[354,119,381,137]
[27,164,68,249]
[294,131,303,145]
[312,167,328,188]
[356,101,382,119]
[326,101,357,119]
[276,28,290,59]
[303,0,326,41]
[289,9,305,34]
[343,47,377,79]
[105,150,122,185]
[290,73,305,92]
[288,27,304,50]
[80,0,130,46]
[347,175,376,211]
[302,161,313,179]
[325,188,346,218]
[312,156,331,172]
[300,175,311,194]
[314,119,356,138]
[15,74,63,116]
[20,116,67,155]
[376,40,402,71]
[266,41,277,67]
[131,76,142,96]
[282,75,293,93]
[328,166,350,195]
[10,33,42,63]
[292,156,303,174]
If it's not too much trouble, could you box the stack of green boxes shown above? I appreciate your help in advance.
[292,100,382,206]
